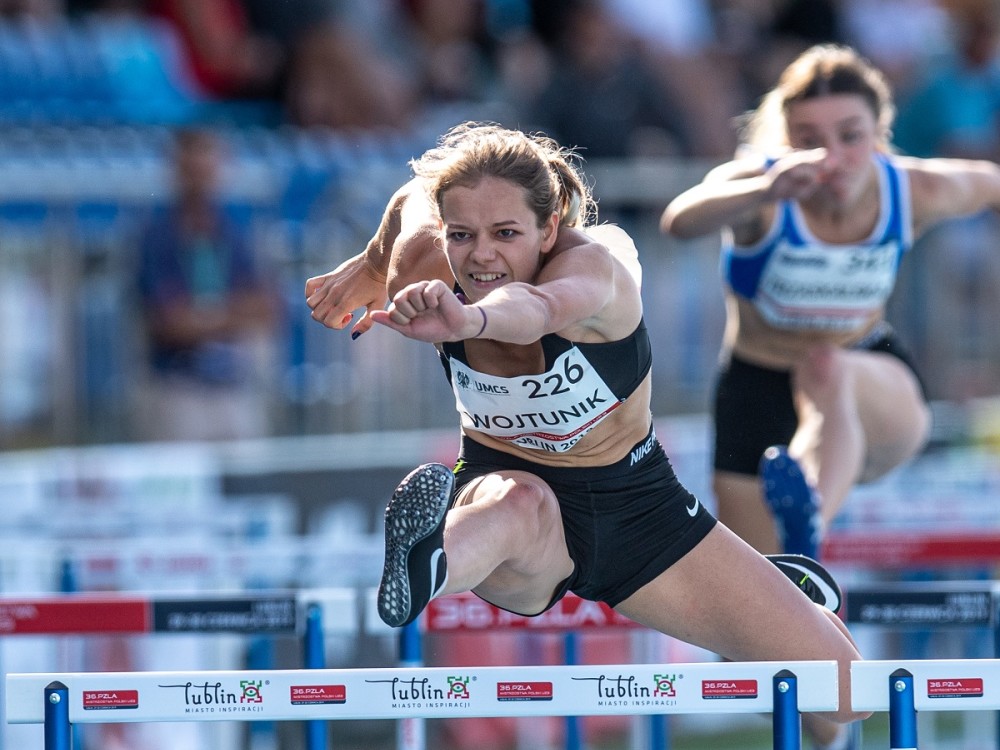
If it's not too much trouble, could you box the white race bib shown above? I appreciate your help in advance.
[755,239,899,331]
[449,346,622,453]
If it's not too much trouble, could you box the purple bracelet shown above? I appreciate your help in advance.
[474,307,487,338]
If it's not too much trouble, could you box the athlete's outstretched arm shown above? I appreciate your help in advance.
[371,224,641,346]
[905,156,1000,235]
[305,178,452,337]
[661,149,834,241]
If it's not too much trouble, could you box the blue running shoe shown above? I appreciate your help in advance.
[760,446,822,558]
[377,463,453,628]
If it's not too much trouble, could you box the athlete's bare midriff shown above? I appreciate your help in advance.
[726,294,883,369]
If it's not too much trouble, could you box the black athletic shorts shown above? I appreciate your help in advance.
[712,324,927,476]
[452,425,717,614]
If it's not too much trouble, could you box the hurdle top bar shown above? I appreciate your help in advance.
[6,661,839,724]
[852,659,1000,712]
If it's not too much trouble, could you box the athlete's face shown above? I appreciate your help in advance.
[784,94,880,203]
[439,176,558,301]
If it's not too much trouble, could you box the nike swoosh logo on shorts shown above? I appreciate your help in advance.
[686,497,700,517]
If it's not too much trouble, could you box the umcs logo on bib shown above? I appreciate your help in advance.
[475,382,509,395]
[455,369,511,395]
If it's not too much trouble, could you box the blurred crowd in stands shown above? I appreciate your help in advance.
[4,0,1000,447]
[0,0,998,161]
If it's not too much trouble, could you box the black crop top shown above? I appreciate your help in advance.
[438,318,652,400]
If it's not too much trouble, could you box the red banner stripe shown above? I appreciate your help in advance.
[0,598,150,635]
[823,532,1000,567]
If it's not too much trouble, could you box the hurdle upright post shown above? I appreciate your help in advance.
[772,669,800,750]
[43,682,70,750]
[888,669,917,750]
[302,603,328,750]
[994,590,1000,750]
[398,622,425,750]
[57,558,83,750]
[562,632,581,750]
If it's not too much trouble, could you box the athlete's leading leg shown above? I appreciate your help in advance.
[444,469,576,615]
[790,346,930,527]
[377,463,577,626]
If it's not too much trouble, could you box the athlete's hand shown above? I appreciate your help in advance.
[765,148,833,202]
[371,279,483,343]
[305,254,388,337]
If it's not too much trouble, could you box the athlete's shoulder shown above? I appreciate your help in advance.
[583,224,642,288]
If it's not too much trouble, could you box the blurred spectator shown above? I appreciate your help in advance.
[395,0,495,105]
[599,0,744,157]
[525,0,693,158]
[894,0,1000,160]
[713,0,846,108]
[240,0,340,46]
[283,18,418,130]
[145,0,283,103]
[0,0,204,127]
[606,0,716,53]
[83,0,204,125]
[135,127,280,441]
[278,0,530,132]
[0,0,63,19]
[840,0,951,91]
[490,22,552,121]
[891,0,1000,399]
[768,0,842,44]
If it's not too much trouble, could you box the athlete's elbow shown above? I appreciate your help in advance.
[658,208,676,236]
[660,208,701,239]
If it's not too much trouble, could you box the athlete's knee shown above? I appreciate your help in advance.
[501,479,562,539]
[798,344,844,383]
[836,695,872,724]
[826,661,871,724]
[793,345,849,401]
[860,429,929,482]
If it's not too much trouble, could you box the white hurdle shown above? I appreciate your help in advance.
[6,660,839,750]
[852,659,1000,749]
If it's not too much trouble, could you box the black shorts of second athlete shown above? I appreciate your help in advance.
[712,322,929,477]
[452,425,717,616]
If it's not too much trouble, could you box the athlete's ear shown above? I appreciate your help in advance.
[540,212,559,254]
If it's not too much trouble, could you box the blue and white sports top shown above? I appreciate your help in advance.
[721,153,913,332]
